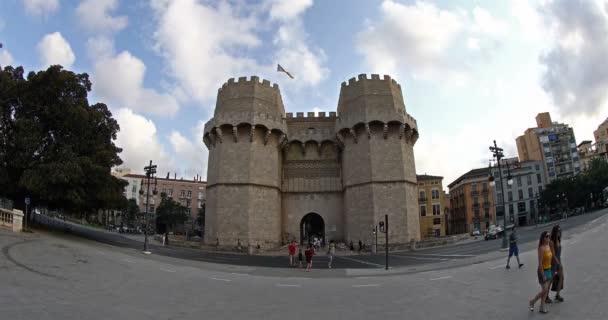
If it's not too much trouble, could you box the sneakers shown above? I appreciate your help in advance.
[519,263,524,268]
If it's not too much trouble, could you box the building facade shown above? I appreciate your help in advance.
[202,74,421,248]
[127,174,207,228]
[111,168,142,205]
[416,174,447,239]
[448,168,496,235]
[516,112,581,182]
[491,159,545,227]
[594,118,608,155]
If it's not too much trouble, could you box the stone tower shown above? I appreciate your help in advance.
[336,74,420,245]
[202,76,287,248]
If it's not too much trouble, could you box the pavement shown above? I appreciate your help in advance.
[32,208,608,273]
[1,207,607,319]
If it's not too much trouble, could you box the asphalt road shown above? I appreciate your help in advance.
[2,208,607,319]
[34,208,608,270]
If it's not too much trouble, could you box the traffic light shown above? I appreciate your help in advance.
[379,221,385,233]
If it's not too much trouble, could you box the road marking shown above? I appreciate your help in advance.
[210,277,231,282]
[406,253,475,258]
[276,284,301,287]
[352,284,380,287]
[489,265,505,269]
[230,272,249,276]
[160,268,176,273]
[355,276,374,279]
[122,258,135,263]
[391,255,447,261]
[429,276,452,281]
[337,256,386,268]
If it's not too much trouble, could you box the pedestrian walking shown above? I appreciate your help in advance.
[288,240,297,267]
[305,245,315,272]
[529,231,560,314]
[349,240,354,253]
[327,240,336,269]
[298,246,304,268]
[549,225,565,303]
[506,227,524,269]
[358,240,363,254]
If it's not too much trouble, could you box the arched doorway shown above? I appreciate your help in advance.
[300,213,325,245]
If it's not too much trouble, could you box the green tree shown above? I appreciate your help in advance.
[123,198,139,227]
[0,65,124,217]
[155,193,189,233]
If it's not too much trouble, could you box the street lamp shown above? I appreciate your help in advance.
[489,140,509,249]
[139,160,157,254]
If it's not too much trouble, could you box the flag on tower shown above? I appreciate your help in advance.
[277,64,294,79]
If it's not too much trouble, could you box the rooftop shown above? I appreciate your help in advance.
[416,174,443,181]
[448,167,489,189]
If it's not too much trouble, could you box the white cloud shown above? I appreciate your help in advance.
[76,0,128,33]
[114,108,174,175]
[23,0,59,17]
[467,37,480,50]
[356,0,467,83]
[268,0,313,21]
[0,50,14,67]
[169,126,207,178]
[37,32,75,68]
[471,7,509,36]
[90,48,179,116]
[151,0,263,104]
[272,12,328,87]
[510,0,546,41]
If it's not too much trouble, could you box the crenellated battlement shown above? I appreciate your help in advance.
[285,111,338,122]
[340,74,401,89]
[215,75,285,118]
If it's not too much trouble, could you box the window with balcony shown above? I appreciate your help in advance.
[536,173,542,183]
[526,175,532,185]
[518,189,523,200]
[186,199,191,208]
[484,208,490,219]
[431,189,440,199]
[508,192,513,202]
[516,176,522,187]
[432,204,441,216]
[420,205,427,217]
[132,185,137,193]
[528,188,533,198]
[419,191,426,202]
[187,191,192,199]
[180,190,185,198]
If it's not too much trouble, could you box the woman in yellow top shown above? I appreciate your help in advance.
[529,231,561,313]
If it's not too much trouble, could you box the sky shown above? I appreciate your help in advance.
[1,0,607,187]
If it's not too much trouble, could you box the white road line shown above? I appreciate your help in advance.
[210,277,232,282]
[352,284,380,287]
[391,255,447,261]
[276,284,301,287]
[337,256,386,268]
[160,268,176,273]
[429,276,452,281]
[408,253,475,257]
[230,272,249,276]
[489,265,505,269]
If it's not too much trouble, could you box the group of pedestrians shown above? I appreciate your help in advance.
[507,225,565,314]
[528,225,564,314]
[288,240,336,271]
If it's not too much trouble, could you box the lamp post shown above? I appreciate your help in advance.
[489,140,512,249]
[139,160,157,254]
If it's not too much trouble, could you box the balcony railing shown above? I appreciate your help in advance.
[483,202,490,208]
[471,191,479,196]
[418,197,427,203]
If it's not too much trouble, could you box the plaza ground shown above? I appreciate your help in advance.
[1,210,607,319]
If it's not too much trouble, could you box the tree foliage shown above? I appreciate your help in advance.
[123,198,139,226]
[540,158,608,209]
[0,65,126,213]
[155,193,189,232]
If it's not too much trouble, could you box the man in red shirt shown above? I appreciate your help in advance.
[288,240,297,267]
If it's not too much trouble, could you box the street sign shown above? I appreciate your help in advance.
[25,197,30,205]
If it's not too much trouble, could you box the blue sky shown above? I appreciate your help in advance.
[1,0,607,186]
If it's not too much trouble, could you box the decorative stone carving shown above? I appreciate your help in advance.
[232,126,238,142]
[264,129,272,145]
[215,127,223,144]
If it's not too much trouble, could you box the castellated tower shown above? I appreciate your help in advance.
[336,74,421,245]
[202,76,287,248]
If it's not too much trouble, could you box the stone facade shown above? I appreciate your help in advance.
[203,74,420,248]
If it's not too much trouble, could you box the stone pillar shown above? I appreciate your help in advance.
[12,209,24,232]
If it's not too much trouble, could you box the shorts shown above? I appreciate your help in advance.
[538,268,552,284]
[508,245,518,257]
